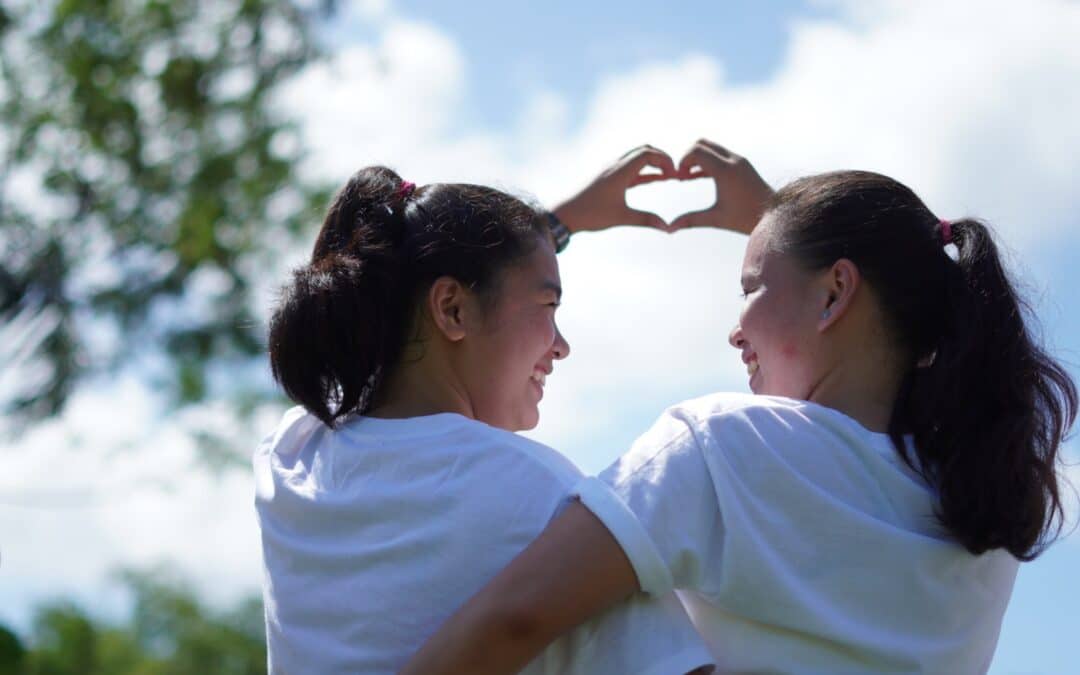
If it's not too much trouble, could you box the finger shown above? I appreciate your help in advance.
[692,138,739,160]
[677,146,718,179]
[669,207,719,232]
[627,172,672,188]
[622,207,669,231]
[621,145,678,180]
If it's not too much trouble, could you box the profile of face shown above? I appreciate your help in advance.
[455,236,570,431]
[729,213,830,399]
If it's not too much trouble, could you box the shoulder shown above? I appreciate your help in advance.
[608,393,834,478]
[669,391,808,423]
[331,412,585,491]
[667,392,840,441]
[457,421,584,487]
[254,405,323,461]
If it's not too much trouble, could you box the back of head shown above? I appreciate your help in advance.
[769,171,1077,559]
[268,166,545,428]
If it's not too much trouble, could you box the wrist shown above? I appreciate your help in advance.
[551,198,588,235]
[544,211,571,253]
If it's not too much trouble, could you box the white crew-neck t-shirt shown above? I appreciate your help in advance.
[574,392,1018,674]
[254,407,713,675]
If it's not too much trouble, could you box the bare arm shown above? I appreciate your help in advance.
[398,501,639,675]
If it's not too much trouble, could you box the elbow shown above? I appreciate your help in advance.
[498,605,546,644]
[466,593,547,648]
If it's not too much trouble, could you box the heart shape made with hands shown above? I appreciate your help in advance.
[625,176,716,226]
[604,140,766,234]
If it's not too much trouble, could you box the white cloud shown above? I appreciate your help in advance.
[277,17,513,185]
[0,379,280,629]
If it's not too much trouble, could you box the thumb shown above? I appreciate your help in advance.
[623,207,668,231]
[669,207,717,232]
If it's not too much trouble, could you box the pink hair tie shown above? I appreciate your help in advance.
[939,218,953,245]
[397,180,416,200]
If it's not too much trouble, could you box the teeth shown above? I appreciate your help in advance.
[531,371,546,386]
[747,361,759,376]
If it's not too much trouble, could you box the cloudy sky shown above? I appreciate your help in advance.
[3,0,1079,671]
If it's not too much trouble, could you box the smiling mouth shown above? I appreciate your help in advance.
[530,371,547,387]
[747,360,759,376]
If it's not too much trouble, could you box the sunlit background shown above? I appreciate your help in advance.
[2,0,1078,671]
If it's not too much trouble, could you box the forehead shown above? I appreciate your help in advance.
[498,236,561,294]
[742,213,779,277]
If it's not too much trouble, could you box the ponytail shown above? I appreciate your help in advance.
[771,171,1077,559]
[891,219,1077,559]
[269,167,410,427]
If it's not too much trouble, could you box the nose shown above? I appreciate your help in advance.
[728,324,745,349]
[553,325,571,360]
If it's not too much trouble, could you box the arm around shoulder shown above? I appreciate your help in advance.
[399,501,640,675]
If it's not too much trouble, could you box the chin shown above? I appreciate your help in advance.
[508,405,541,432]
[517,411,540,432]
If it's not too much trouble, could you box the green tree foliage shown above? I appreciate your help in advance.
[0,624,27,675]
[0,569,266,674]
[0,0,333,428]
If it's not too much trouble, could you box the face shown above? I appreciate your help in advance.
[460,237,569,431]
[729,214,826,399]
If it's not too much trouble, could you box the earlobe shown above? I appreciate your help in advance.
[428,277,468,342]
[817,258,860,332]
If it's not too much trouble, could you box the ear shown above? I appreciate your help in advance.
[817,258,861,332]
[426,276,472,342]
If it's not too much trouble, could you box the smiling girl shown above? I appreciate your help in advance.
[402,140,1078,674]
[254,158,715,674]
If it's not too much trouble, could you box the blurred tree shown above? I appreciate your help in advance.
[0,0,334,430]
[9,568,266,674]
[0,624,26,675]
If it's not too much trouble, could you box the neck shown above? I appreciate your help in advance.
[805,342,906,434]
[368,355,474,421]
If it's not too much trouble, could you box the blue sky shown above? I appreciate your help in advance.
[325,0,839,129]
[3,0,1079,672]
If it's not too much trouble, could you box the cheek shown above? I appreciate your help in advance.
[743,297,802,360]
[528,312,558,351]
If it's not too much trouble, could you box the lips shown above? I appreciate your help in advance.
[742,351,759,376]
[531,364,551,389]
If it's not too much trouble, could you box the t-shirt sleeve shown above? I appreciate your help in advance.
[545,590,714,675]
[572,408,722,597]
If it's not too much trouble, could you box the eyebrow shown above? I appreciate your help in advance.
[740,268,761,288]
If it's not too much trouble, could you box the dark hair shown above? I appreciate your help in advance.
[768,170,1077,560]
[268,166,547,428]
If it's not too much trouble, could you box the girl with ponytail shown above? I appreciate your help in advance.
[405,139,1077,675]
[255,157,715,674]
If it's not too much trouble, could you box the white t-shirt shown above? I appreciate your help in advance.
[254,407,713,675]
[574,392,1018,674]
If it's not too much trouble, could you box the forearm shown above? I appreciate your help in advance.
[552,198,587,234]
[400,590,555,675]
[400,502,640,675]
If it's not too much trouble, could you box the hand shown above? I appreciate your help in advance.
[670,139,774,235]
[552,145,677,234]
